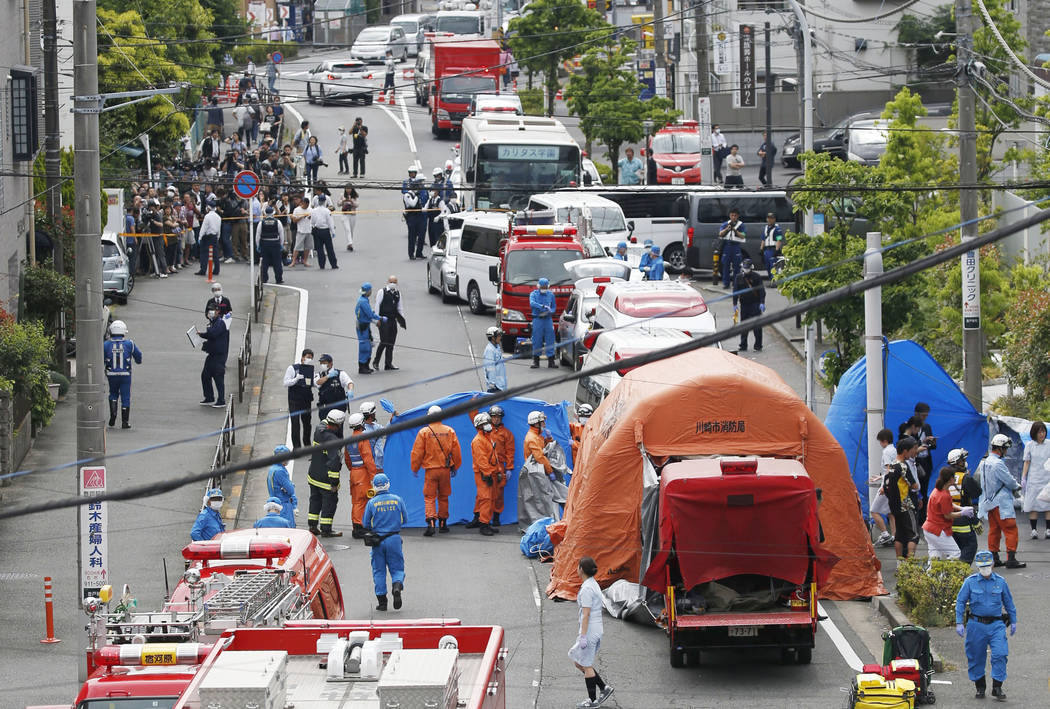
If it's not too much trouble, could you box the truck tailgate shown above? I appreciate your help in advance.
[676,610,813,628]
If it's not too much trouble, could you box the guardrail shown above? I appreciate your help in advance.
[237,316,253,404]
[253,269,263,323]
[207,398,236,490]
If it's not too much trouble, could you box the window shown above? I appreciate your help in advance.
[10,67,39,162]
[599,190,689,219]
[696,196,793,223]
[737,0,785,9]
[461,225,501,256]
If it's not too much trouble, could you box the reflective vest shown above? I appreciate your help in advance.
[317,369,346,408]
[287,363,313,407]
[346,440,364,468]
[949,471,973,534]
[259,216,281,243]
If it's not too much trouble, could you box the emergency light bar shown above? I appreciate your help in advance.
[96,642,213,667]
[720,458,758,474]
[182,538,292,561]
[511,226,578,236]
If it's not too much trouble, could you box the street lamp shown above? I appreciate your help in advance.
[642,118,654,185]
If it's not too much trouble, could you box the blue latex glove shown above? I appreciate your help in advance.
[1010,623,1016,636]
[381,316,388,323]
[959,506,975,518]
[548,473,556,481]
[759,303,766,313]
[380,398,396,414]
[450,468,457,478]
[577,635,588,649]
[955,623,965,637]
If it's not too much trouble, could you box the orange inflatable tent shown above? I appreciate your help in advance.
[546,347,886,601]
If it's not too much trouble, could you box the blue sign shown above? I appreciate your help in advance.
[233,170,260,200]
[272,51,283,64]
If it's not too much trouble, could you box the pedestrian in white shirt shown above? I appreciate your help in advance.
[291,196,313,267]
[310,200,338,269]
[711,124,728,182]
[869,428,896,546]
[383,51,397,99]
[337,126,350,175]
[196,204,223,277]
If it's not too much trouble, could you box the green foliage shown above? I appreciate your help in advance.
[507,0,606,113]
[32,148,76,211]
[518,88,544,116]
[0,319,58,427]
[895,6,955,73]
[591,160,613,184]
[22,262,75,324]
[1002,288,1050,419]
[895,558,973,627]
[564,35,678,181]
[33,202,76,274]
[230,41,299,65]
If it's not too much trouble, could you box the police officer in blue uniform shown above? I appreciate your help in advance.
[257,205,285,284]
[198,305,231,407]
[104,320,143,429]
[315,353,354,421]
[362,472,408,611]
[191,488,226,540]
[955,549,1018,700]
[530,277,557,369]
[643,245,665,280]
[402,166,429,259]
[255,496,295,528]
[355,283,386,374]
[426,166,456,247]
[267,444,298,526]
[360,401,386,473]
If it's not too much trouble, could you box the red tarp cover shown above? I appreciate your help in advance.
[641,461,820,590]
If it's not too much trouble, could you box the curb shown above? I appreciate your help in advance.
[870,595,945,673]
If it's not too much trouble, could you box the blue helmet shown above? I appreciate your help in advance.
[974,550,994,567]
[274,444,291,455]
[616,241,627,250]
[651,245,661,256]
[264,496,283,513]
[538,277,550,288]
[361,282,373,293]
[643,239,654,247]
[372,473,390,492]
[206,488,223,500]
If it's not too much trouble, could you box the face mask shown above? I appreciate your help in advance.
[388,284,398,293]
[714,129,720,134]
[209,500,223,511]
[207,311,218,321]
[303,357,313,366]
[979,566,992,578]
[540,286,548,292]
[319,364,329,374]
[483,424,493,432]
[213,290,222,298]
[580,416,590,425]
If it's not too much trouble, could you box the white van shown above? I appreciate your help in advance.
[575,327,691,408]
[453,211,509,314]
[526,192,634,256]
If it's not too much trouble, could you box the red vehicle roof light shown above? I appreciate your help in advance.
[96,643,214,667]
[613,350,648,376]
[595,285,607,297]
[182,538,292,561]
[613,292,707,318]
[720,458,759,474]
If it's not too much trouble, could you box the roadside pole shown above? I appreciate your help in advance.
[764,22,773,186]
[73,0,106,680]
[956,0,983,409]
[864,232,884,497]
[695,0,712,184]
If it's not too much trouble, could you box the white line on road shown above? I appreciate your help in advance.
[271,284,309,479]
[817,602,865,672]
[457,305,485,390]
[378,91,418,164]
[285,101,304,125]
[528,563,542,608]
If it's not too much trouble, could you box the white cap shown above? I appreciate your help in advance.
[428,405,442,415]
[325,409,347,425]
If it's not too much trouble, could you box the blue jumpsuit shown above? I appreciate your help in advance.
[190,507,225,541]
[104,336,143,406]
[529,288,557,359]
[645,256,665,280]
[266,462,298,527]
[254,511,294,528]
[363,491,407,596]
[955,572,1017,682]
[355,295,382,366]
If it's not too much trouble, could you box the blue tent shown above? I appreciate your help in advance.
[824,339,988,518]
[382,392,573,527]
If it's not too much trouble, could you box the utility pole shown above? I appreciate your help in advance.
[695,0,712,183]
[653,0,666,91]
[764,21,773,187]
[73,0,106,677]
[864,232,885,504]
[956,0,982,409]
[43,0,63,274]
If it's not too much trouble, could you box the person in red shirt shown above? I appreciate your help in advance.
[923,466,974,560]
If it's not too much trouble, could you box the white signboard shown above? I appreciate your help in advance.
[714,31,732,75]
[279,5,290,19]
[962,249,980,329]
[698,96,713,184]
[79,466,108,599]
[248,2,266,26]
[813,213,825,235]
[654,67,667,98]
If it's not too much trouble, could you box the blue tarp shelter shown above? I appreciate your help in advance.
[824,339,988,518]
[382,392,573,527]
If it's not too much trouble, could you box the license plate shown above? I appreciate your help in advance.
[727,626,758,637]
[671,177,685,185]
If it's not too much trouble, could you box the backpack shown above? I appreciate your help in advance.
[520,516,555,559]
[882,624,935,704]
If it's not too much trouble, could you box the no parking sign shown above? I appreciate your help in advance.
[233,170,261,200]
[272,51,283,64]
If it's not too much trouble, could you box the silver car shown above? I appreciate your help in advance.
[102,234,134,304]
[350,25,410,63]
[305,59,379,105]
[390,13,435,56]
[427,219,463,304]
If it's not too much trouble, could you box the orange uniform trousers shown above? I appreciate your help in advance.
[987,507,1019,552]
[423,466,452,520]
[349,466,371,525]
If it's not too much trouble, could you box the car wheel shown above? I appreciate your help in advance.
[428,268,438,294]
[432,117,439,137]
[307,83,315,104]
[664,243,686,273]
[795,647,812,665]
[365,95,374,105]
[126,274,134,295]
[669,647,687,668]
[467,283,485,314]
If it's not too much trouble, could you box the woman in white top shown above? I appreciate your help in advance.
[340,186,359,251]
[569,557,613,708]
[1021,420,1050,538]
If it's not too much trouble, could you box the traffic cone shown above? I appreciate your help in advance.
[389,90,397,106]
[512,78,518,90]
[377,91,386,104]
[555,88,563,101]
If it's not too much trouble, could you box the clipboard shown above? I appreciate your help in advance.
[298,363,315,387]
[186,326,203,349]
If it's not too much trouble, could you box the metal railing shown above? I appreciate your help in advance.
[207,398,236,490]
[253,269,263,322]
[237,316,253,404]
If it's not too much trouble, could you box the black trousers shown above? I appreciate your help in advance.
[197,234,220,275]
[313,228,337,268]
[338,152,349,173]
[260,241,283,283]
[353,150,366,176]
[308,484,339,532]
[427,213,443,246]
[738,302,763,350]
[374,319,398,367]
[758,160,773,186]
[406,215,426,257]
[201,357,226,402]
[289,405,311,449]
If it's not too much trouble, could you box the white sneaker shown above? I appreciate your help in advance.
[876,532,894,547]
[1045,529,1050,539]
[1032,528,1039,539]
[597,686,614,705]
[223,257,235,264]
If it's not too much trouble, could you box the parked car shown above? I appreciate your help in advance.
[350,25,410,63]
[427,224,464,304]
[556,258,632,368]
[305,59,378,105]
[390,13,435,56]
[102,233,133,304]
[780,111,882,168]
[575,326,692,407]
[591,280,716,338]
[470,93,523,116]
[582,157,603,186]
[647,120,702,184]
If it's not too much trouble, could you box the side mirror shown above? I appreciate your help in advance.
[582,172,593,186]
[586,307,596,318]
[626,220,635,233]
[466,168,475,182]
[488,265,499,283]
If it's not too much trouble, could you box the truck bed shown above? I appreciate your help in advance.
[675,610,813,628]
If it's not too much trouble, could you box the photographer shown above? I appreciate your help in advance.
[139,199,169,278]
[303,135,323,184]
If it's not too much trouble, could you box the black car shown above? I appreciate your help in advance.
[780,112,882,169]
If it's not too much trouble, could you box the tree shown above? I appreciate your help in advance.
[564,35,678,181]
[895,5,955,76]
[507,0,606,115]
[1002,289,1050,419]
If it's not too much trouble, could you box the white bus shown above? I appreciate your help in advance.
[459,115,582,211]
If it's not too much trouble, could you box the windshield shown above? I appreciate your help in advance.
[505,249,580,285]
[590,206,626,233]
[651,133,700,154]
[441,76,496,97]
[102,242,120,258]
[851,121,888,145]
[436,15,481,34]
[356,28,390,42]
[391,20,417,33]
[79,699,178,709]
[476,143,580,209]
[332,62,364,72]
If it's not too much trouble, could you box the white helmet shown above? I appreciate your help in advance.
[433,166,444,177]
[347,412,365,428]
[444,159,454,173]
[359,401,377,416]
[324,409,347,425]
[947,448,968,465]
[473,412,491,428]
[407,165,418,174]
[527,410,546,426]
[428,404,442,415]
[576,403,594,419]
[486,326,502,339]
[991,433,1013,449]
[109,320,128,337]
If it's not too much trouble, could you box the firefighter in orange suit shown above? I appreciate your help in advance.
[470,412,501,537]
[410,404,462,537]
[569,403,593,463]
[524,410,554,476]
[488,405,515,528]
[344,412,377,540]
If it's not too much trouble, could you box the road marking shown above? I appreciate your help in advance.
[457,305,484,390]
[527,562,542,608]
[271,284,309,479]
[285,101,304,125]
[378,92,417,163]
[817,602,864,671]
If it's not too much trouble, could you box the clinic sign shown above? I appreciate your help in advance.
[962,249,980,329]
[738,25,756,108]
[79,466,108,599]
